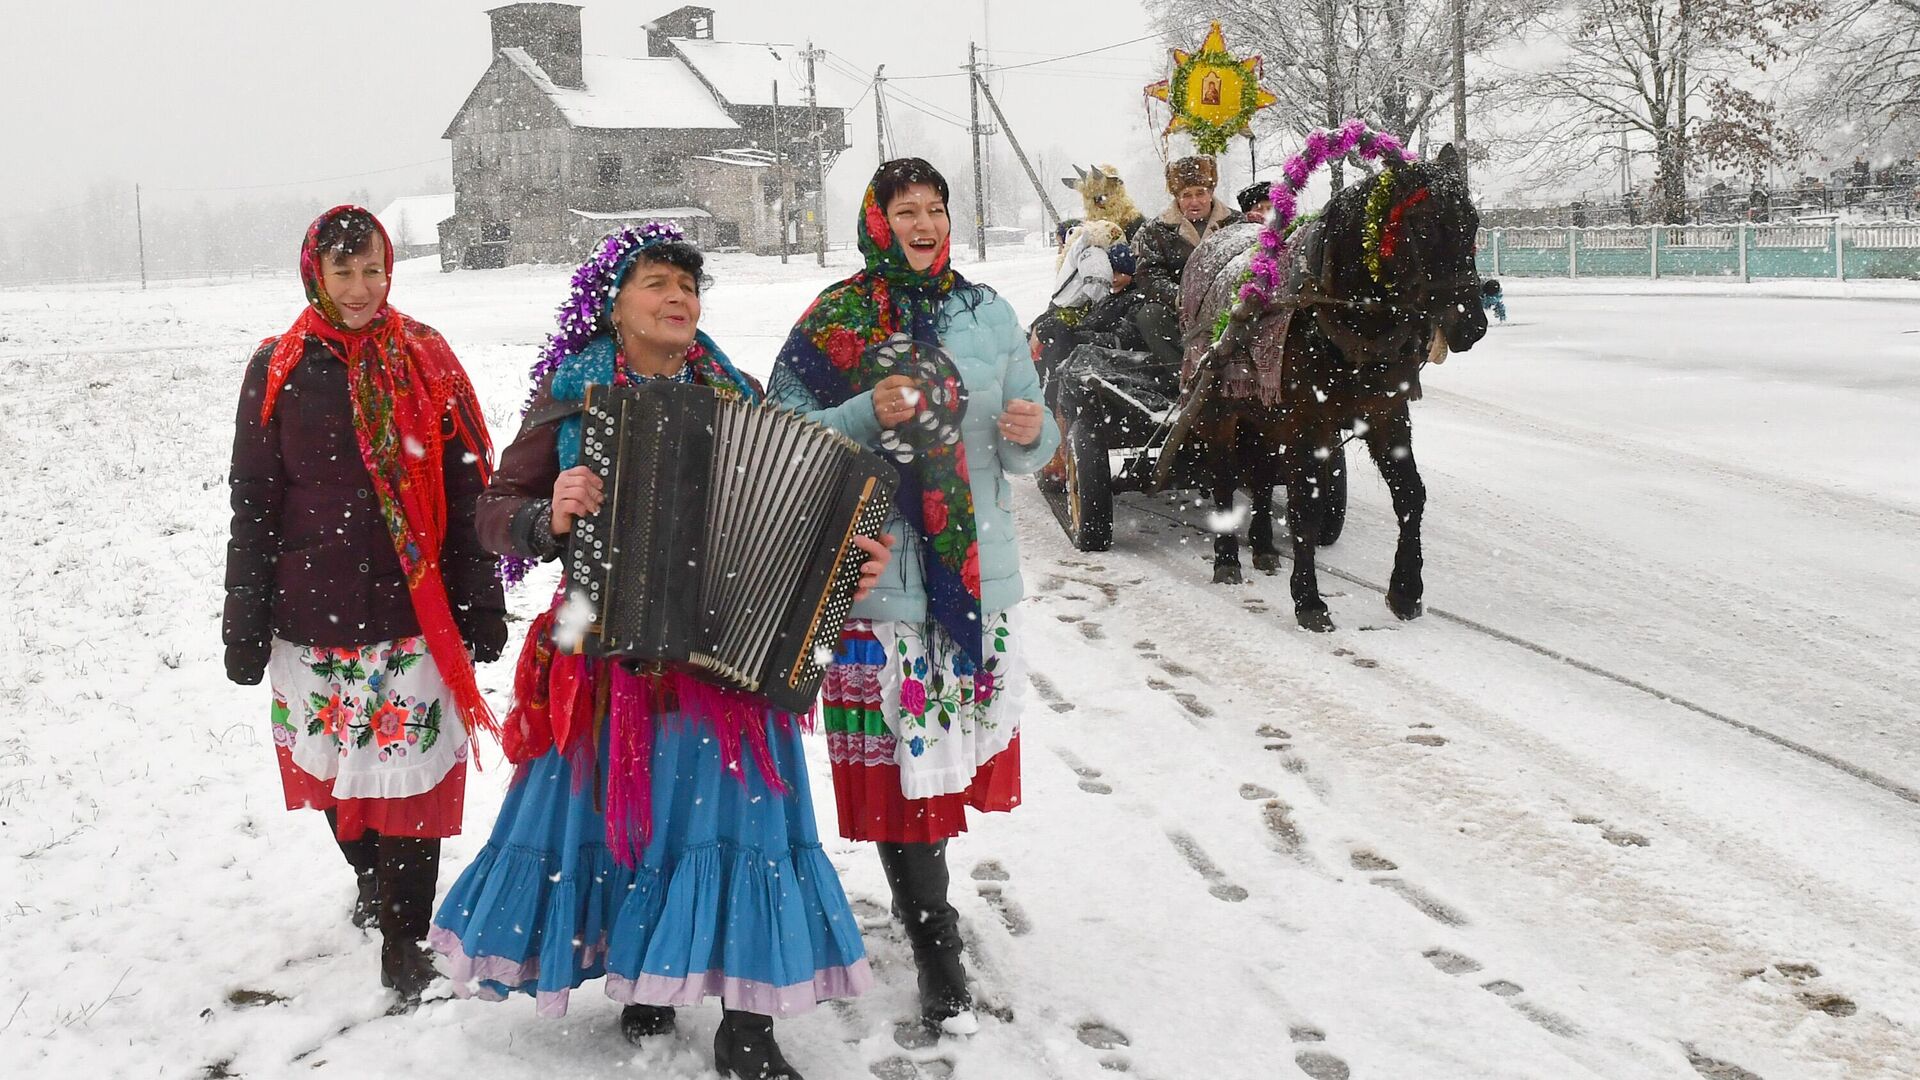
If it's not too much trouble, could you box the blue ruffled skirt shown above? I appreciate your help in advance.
[429,716,872,1017]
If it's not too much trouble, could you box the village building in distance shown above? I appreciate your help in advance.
[437,3,853,269]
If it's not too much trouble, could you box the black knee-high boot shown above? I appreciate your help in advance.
[876,841,972,1028]
[374,835,441,1002]
[714,1008,803,1080]
[324,809,380,929]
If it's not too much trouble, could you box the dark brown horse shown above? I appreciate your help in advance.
[1166,142,1486,631]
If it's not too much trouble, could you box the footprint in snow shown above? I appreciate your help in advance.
[1172,692,1214,718]
[973,871,1032,937]
[1295,1050,1352,1079]
[1421,947,1481,975]
[1076,1021,1131,1049]
[1685,1045,1767,1080]
[1027,670,1075,713]
[1167,830,1248,902]
[1051,746,1115,795]
[970,860,1010,882]
[1264,800,1305,855]
[870,1056,954,1080]
[1349,850,1397,872]
[1371,878,1467,926]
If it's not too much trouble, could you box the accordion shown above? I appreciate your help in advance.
[564,381,897,714]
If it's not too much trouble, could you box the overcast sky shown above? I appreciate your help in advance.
[1,0,1207,222]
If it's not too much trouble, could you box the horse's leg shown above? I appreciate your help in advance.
[1210,415,1244,585]
[1248,419,1281,574]
[1285,432,1334,631]
[1365,402,1426,620]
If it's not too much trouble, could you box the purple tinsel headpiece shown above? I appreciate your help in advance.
[1237,119,1415,310]
[519,220,690,414]
[499,220,689,586]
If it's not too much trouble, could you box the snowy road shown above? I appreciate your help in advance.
[2,254,1916,1078]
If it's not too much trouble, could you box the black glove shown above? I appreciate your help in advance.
[225,640,270,685]
[464,616,508,664]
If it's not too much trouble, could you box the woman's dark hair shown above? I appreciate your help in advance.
[619,239,710,294]
[874,158,950,211]
[870,157,997,325]
[314,209,381,260]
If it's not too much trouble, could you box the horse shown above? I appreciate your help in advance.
[1168,140,1486,632]
[1061,164,1147,241]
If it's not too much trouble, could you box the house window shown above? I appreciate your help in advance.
[479,222,512,243]
[598,153,622,186]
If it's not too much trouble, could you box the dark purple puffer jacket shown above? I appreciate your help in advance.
[222,337,506,684]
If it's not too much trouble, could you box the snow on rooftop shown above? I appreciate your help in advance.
[670,39,861,111]
[375,194,456,248]
[501,47,737,130]
[567,207,713,220]
[693,148,777,168]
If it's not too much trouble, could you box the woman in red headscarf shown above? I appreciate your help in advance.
[222,205,505,1004]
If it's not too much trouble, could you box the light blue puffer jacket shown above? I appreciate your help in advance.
[768,291,1061,622]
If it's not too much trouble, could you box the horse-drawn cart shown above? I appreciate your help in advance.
[1038,342,1347,552]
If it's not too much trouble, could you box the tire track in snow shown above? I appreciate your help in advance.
[1124,497,1920,809]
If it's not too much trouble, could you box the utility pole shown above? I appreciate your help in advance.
[773,79,788,264]
[967,41,988,260]
[972,67,1063,232]
[804,41,827,267]
[1452,0,1468,183]
[874,65,888,162]
[134,182,148,290]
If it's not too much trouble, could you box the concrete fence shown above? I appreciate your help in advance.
[1475,223,1920,281]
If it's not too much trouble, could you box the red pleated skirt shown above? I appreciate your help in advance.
[277,744,467,840]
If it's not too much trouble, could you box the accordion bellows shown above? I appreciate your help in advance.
[564,382,897,714]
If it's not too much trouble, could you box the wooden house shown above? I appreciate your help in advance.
[439,3,852,268]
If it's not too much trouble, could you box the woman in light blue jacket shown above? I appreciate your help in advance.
[769,158,1059,1038]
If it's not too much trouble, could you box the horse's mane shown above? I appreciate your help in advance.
[1315,158,1472,306]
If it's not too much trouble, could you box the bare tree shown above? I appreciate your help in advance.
[1793,0,1920,150]
[1502,0,1816,222]
[1144,0,1544,189]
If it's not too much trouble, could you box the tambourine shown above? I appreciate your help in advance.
[863,332,969,464]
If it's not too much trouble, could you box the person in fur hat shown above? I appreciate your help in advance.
[1133,156,1242,366]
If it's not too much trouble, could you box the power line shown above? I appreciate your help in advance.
[871,27,1194,81]
[986,31,1172,73]
[885,92,972,132]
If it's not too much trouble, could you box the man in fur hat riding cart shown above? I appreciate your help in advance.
[1134,155,1243,368]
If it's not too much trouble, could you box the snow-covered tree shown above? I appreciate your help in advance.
[1143,0,1545,189]
[1503,0,1818,222]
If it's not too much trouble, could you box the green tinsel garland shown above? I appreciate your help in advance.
[1169,50,1267,156]
[1360,170,1396,286]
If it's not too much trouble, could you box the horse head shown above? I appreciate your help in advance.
[1321,142,1486,354]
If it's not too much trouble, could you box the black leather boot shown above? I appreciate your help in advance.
[713,1008,804,1080]
[876,841,974,1032]
[620,1003,677,1042]
[325,809,381,930]
[375,836,441,1005]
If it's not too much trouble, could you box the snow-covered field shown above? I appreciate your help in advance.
[3,251,1917,1079]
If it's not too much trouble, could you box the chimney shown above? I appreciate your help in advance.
[646,5,716,58]
[488,3,584,89]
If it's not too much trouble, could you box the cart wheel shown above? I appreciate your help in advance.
[1065,416,1113,551]
[1318,442,1348,547]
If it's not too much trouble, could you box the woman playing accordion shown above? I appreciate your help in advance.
[430,223,889,1080]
